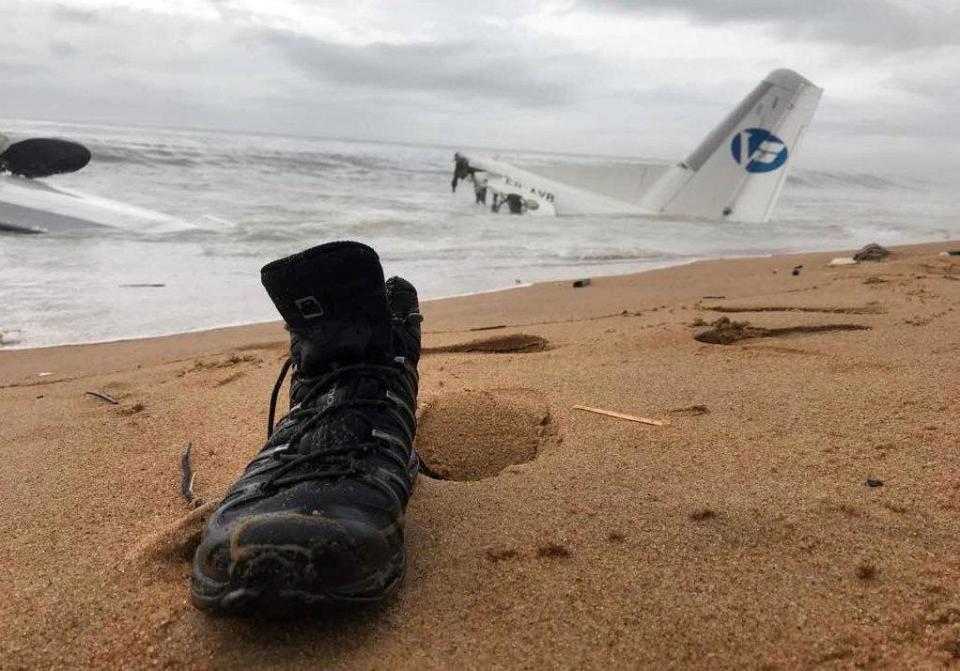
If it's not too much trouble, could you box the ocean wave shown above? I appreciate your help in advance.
[552,250,682,262]
[90,145,200,167]
[786,170,923,191]
[78,134,935,197]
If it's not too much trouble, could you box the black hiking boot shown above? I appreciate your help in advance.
[190,241,422,615]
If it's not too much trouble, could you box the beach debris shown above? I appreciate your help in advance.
[853,243,890,262]
[120,402,145,416]
[694,317,761,344]
[423,333,547,354]
[828,257,858,267]
[704,304,882,315]
[792,265,803,276]
[215,371,245,387]
[607,531,626,543]
[866,478,884,488]
[0,328,22,346]
[38,371,52,377]
[669,404,710,416]
[941,250,960,257]
[572,404,667,427]
[689,508,716,521]
[694,316,870,345]
[119,283,166,288]
[181,443,200,505]
[572,278,591,288]
[84,390,119,405]
[417,459,446,480]
[854,562,877,580]
[536,542,572,558]
[484,546,519,563]
[701,295,726,299]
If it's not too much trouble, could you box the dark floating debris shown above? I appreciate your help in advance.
[0,328,22,346]
[84,390,118,405]
[450,152,474,192]
[853,243,890,262]
[866,478,884,488]
[119,283,166,288]
[572,278,591,288]
[0,138,91,178]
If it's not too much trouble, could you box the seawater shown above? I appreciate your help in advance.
[1,119,957,348]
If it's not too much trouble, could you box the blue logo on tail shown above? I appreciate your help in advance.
[730,128,788,173]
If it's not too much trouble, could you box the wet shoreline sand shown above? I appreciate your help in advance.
[2,240,958,669]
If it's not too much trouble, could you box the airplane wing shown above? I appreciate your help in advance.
[0,174,194,234]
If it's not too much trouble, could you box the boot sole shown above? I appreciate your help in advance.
[190,546,406,616]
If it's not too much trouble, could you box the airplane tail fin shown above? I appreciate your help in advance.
[639,69,823,223]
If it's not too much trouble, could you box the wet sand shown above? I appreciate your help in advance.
[1,241,958,669]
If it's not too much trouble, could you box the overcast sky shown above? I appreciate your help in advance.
[2,0,958,175]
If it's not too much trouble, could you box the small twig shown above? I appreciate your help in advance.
[84,390,118,405]
[572,404,667,427]
[181,443,196,503]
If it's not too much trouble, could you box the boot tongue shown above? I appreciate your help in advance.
[261,241,392,374]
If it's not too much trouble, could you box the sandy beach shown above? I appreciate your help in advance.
[2,241,958,670]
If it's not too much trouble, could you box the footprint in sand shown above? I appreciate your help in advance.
[416,388,554,481]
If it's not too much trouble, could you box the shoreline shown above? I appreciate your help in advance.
[5,236,953,353]
[2,238,958,669]
[1,241,953,386]
[2,252,700,352]
[0,281,540,354]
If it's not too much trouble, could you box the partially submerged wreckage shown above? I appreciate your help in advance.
[451,69,823,223]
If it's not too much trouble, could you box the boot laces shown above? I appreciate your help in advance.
[259,358,412,490]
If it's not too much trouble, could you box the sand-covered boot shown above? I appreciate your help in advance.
[190,241,422,615]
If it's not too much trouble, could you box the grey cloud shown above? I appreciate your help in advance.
[889,68,960,101]
[49,40,78,58]
[50,4,101,23]
[581,0,960,50]
[0,62,47,77]
[255,29,578,107]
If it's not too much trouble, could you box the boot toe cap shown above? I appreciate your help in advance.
[192,510,403,608]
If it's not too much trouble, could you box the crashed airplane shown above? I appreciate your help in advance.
[451,69,823,223]
[0,135,190,234]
